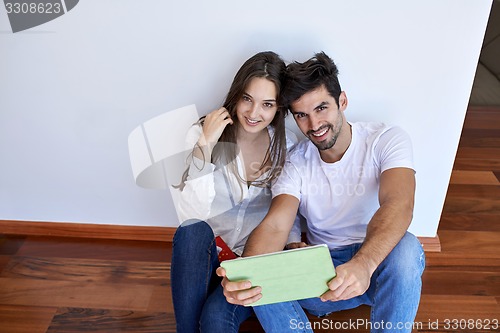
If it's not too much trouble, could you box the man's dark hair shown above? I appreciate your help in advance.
[281,52,342,109]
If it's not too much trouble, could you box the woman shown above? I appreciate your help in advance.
[170,52,307,332]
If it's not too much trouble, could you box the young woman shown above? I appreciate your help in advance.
[170,52,307,332]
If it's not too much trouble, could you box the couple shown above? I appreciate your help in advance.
[171,51,425,332]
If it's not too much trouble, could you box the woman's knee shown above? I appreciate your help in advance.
[173,220,214,245]
[172,220,217,267]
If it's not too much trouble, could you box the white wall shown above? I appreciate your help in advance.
[0,0,492,236]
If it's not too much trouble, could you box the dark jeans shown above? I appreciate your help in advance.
[170,220,253,332]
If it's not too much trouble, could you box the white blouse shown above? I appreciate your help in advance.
[176,124,301,255]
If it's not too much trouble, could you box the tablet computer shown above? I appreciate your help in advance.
[220,244,335,306]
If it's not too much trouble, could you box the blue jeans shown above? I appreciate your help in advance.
[257,232,425,333]
[171,220,312,332]
[171,220,252,332]
[254,302,313,332]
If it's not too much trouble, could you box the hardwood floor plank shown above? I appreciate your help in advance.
[439,214,500,232]
[446,184,500,198]
[456,147,500,159]
[0,305,57,333]
[495,171,500,183]
[47,308,175,333]
[425,254,500,271]
[450,170,500,185]
[0,255,11,273]
[454,158,500,171]
[416,295,500,322]
[16,236,171,262]
[426,249,498,266]
[422,271,500,297]
[438,230,500,254]
[0,256,169,286]
[0,235,26,255]
[459,129,500,148]
[416,298,500,332]
[0,278,154,311]
[454,147,500,171]
[462,109,500,129]
[442,197,500,214]
[465,107,500,114]
[146,286,173,313]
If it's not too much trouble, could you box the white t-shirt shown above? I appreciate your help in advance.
[272,122,415,249]
[177,124,300,255]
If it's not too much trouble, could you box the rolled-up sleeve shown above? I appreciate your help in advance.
[176,124,217,223]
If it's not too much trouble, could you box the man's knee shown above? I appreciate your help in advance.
[383,232,425,280]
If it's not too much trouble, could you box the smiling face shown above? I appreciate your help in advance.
[235,77,278,135]
[290,84,349,159]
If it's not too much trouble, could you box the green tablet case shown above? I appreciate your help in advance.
[220,244,336,306]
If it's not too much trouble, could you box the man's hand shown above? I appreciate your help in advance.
[216,267,262,306]
[320,258,372,302]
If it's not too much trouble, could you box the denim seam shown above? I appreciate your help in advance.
[419,248,426,272]
[229,303,240,332]
[370,268,380,325]
[203,237,216,300]
[292,303,309,333]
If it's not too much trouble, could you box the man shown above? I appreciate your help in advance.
[217,52,425,332]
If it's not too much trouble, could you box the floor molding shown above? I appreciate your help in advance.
[0,220,441,251]
[0,220,174,242]
[418,235,441,252]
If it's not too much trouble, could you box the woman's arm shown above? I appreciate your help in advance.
[175,108,233,223]
[175,124,216,223]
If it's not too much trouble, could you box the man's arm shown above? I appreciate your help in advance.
[243,194,300,256]
[322,167,415,301]
[216,194,300,305]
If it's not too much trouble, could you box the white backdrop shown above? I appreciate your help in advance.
[0,0,492,236]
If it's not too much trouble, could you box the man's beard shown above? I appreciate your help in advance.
[311,130,335,150]
[309,120,342,151]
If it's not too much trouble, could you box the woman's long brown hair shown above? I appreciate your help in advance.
[178,51,288,194]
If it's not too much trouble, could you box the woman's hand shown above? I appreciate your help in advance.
[216,267,262,306]
[193,107,233,162]
[199,107,233,146]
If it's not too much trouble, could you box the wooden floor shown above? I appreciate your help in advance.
[0,106,499,332]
